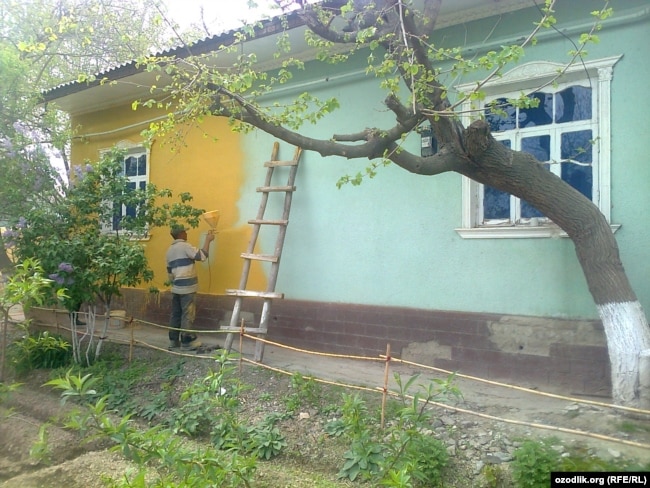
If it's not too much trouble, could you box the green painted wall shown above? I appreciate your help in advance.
[238,0,650,320]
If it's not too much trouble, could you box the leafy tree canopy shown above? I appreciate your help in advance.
[0,0,182,225]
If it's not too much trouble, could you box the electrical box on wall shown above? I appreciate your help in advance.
[420,125,438,157]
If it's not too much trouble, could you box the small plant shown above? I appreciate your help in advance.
[557,443,650,473]
[618,420,650,434]
[42,368,258,487]
[258,391,273,402]
[511,438,561,488]
[9,330,72,375]
[381,374,451,486]
[335,374,457,485]
[211,417,249,451]
[0,381,21,404]
[137,391,168,421]
[336,393,382,481]
[380,467,414,488]
[171,351,245,437]
[172,374,224,436]
[338,434,385,481]
[29,424,52,465]
[283,372,321,413]
[44,369,99,405]
[340,392,371,438]
[0,258,66,380]
[324,418,347,437]
[245,416,287,460]
[481,463,510,488]
[320,402,340,416]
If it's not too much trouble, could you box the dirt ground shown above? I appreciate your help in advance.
[1,318,650,487]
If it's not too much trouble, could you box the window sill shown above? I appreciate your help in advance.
[455,224,621,239]
[101,230,151,241]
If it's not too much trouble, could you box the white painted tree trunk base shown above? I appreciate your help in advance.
[598,301,650,406]
[639,349,650,410]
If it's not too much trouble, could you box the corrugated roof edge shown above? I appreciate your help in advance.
[41,2,331,102]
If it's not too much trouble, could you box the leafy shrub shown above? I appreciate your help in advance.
[339,435,385,481]
[245,424,287,460]
[10,330,71,375]
[511,438,561,488]
[403,432,448,486]
[336,375,456,485]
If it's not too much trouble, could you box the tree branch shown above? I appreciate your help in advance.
[210,82,422,161]
[298,0,397,45]
[386,142,461,176]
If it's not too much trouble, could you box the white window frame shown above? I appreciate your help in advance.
[455,55,621,239]
[100,141,150,238]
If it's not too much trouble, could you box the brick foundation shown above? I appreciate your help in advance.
[115,289,611,398]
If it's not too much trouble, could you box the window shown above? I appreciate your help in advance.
[112,151,148,230]
[101,144,149,235]
[456,56,621,238]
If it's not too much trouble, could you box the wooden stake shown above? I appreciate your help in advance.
[128,319,134,363]
[239,317,244,375]
[381,343,391,429]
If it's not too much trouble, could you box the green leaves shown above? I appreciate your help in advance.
[334,373,459,484]
[9,331,71,375]
[44,369,99,405]
[511,438,562,488]
[0,259,61,312]
[245,422,287,460]
[339,438,384,481]
[7,148,204,319]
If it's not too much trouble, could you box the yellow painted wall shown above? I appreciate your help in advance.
[70,103,268,295]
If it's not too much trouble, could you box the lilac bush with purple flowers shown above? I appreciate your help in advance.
[6,149,205,361]
[7,148,203,339]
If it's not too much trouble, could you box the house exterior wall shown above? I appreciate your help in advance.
[68,0,649,397]
[236,0,650,321]
[70,105,270,295]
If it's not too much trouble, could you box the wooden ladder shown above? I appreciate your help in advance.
[223,142,302,361]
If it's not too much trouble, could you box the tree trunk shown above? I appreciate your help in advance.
[464,120,650,405]
[0,242,14,276]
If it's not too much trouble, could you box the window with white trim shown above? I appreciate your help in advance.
[101,144,149,234]
[456,56,620,239]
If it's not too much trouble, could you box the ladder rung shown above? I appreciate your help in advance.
[226,289,284,299]
[257,185,296,192]
[222,326,268,334]
[241,253,278,262]
[264,160,299,167]
[248,219,288,225]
